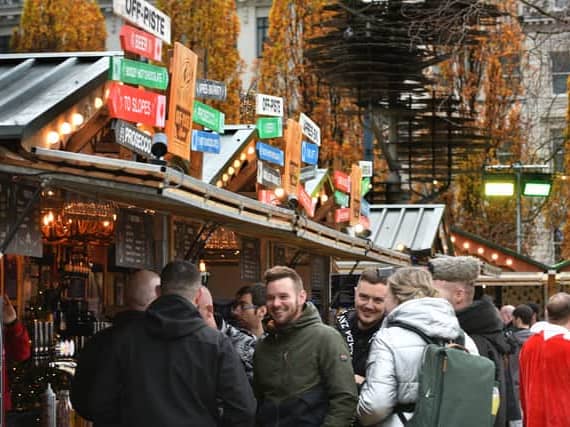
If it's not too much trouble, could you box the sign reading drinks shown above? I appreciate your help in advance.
[257,161,282,188]
[256,141,284,166]
[299,113,321,146]
[165,42,197,161]
[112,119,152,158]
[256,117,283,139]
[120,25,162,61]
[113,0,171,44]
[193,101,225,134]
[109,57,169,90]
[195,79,227,101]
[191,130,220,154]
[255,93,284,117]
[107,82,166,127]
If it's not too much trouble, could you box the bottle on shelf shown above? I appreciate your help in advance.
[56,390,75,427]
[41,383,56,427]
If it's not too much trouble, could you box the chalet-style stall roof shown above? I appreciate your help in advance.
[0,51,409,266]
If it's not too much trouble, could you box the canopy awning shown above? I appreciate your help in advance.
[0,147,409,265]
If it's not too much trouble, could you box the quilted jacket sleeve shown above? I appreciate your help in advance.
[357,332,398,426]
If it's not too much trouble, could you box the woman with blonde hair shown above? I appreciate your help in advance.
[357,267,464,426]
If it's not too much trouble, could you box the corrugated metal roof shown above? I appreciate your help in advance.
[0,51,118,140]
[202,124,256,184]
[369,204,446,251]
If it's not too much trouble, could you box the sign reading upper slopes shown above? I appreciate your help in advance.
[113,0,171,44]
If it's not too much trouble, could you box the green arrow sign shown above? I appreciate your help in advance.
[109,57,169,90]
[334,190,349,207]
[361,177,371,197]
[256,117,283,139]
[193,101,225,134]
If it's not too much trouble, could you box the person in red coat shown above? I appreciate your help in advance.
[3,295,31,413]
[519,292,570,427]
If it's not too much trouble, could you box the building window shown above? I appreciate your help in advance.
[553,0,569,11]
[0,35,10,54]
[256,17,269,58]
[551,128,565,173]
[551,52,570,95]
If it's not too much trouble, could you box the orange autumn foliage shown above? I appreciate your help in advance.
[11,0,106,52]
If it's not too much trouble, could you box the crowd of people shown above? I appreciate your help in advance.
[67,258,570,427]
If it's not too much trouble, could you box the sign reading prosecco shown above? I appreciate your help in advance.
[112,119,152,158]
[113,0,171,44]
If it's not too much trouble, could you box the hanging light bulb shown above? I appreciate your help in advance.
[72,113,84,126]
[46,131,60,145]
[274,188,285,198]
[60,122,72,135]
[94,97,104,108]
[199,260,206,272]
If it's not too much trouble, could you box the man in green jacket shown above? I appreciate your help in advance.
[253,265,357,427]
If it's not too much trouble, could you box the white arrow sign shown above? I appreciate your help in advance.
[113,0,171,44]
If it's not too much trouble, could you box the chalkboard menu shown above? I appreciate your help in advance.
[0,180,42,257]
[310,256,329,309]
[115,209,154,269]
[171,219,197,260]
[240,237,260,281]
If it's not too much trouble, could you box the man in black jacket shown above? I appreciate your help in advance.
[72,269,160,427]
[72,260,256,427]
[335,267,392,387]
[431,256,512,427]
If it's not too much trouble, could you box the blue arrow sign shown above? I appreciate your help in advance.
[360,198,370,217]
[256,141,284,166]
[301,140,319,165]
[192,130,221,154]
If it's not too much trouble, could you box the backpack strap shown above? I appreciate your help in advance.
[387,320,439,345]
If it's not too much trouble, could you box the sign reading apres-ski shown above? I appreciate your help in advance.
[299,113,321,146]
[256,94,283,117]
[113,0,171,44]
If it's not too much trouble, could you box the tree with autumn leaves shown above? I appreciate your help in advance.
[157,0,242,124]
[257,0,363,167]
[11,0,106,52]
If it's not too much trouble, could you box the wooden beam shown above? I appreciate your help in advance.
[65,109,111,153]
[226,160,257,192]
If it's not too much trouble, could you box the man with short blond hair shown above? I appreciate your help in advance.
[520,292,570,427]
[254,265,357,427]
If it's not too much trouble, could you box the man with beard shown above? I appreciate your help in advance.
[430,256,512,427]
[335,267,392,387]
[253,266,357,427]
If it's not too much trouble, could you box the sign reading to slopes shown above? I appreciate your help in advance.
[298,185,315,217]
[256,93,284,117]
[165,42,197,160]
[193,101,224,134]
[120,25,162,61]
[257,161,282,188]
[333,170,351,193]
[256,141,284,166]
[113,0,171,44]
[109,57,169,90]
[107,82,166,127]
[191,130,221,154]
[256,117,283,139]
[299,113,321,146]
[195,79,227,101]
[112,119,152,158]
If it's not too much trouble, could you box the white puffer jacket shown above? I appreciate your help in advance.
[357,297,465,427]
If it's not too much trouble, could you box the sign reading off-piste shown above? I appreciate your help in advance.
[113,0,171,44]
[193,101,224,134]
[112,119,152,158]
[256,93,284,117]
[110,57,168,90]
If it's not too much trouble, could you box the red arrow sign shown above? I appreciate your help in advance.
[297,185,315,217]
[335,208,351,223]
[120,25,162,62]
[107,82,166,128]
